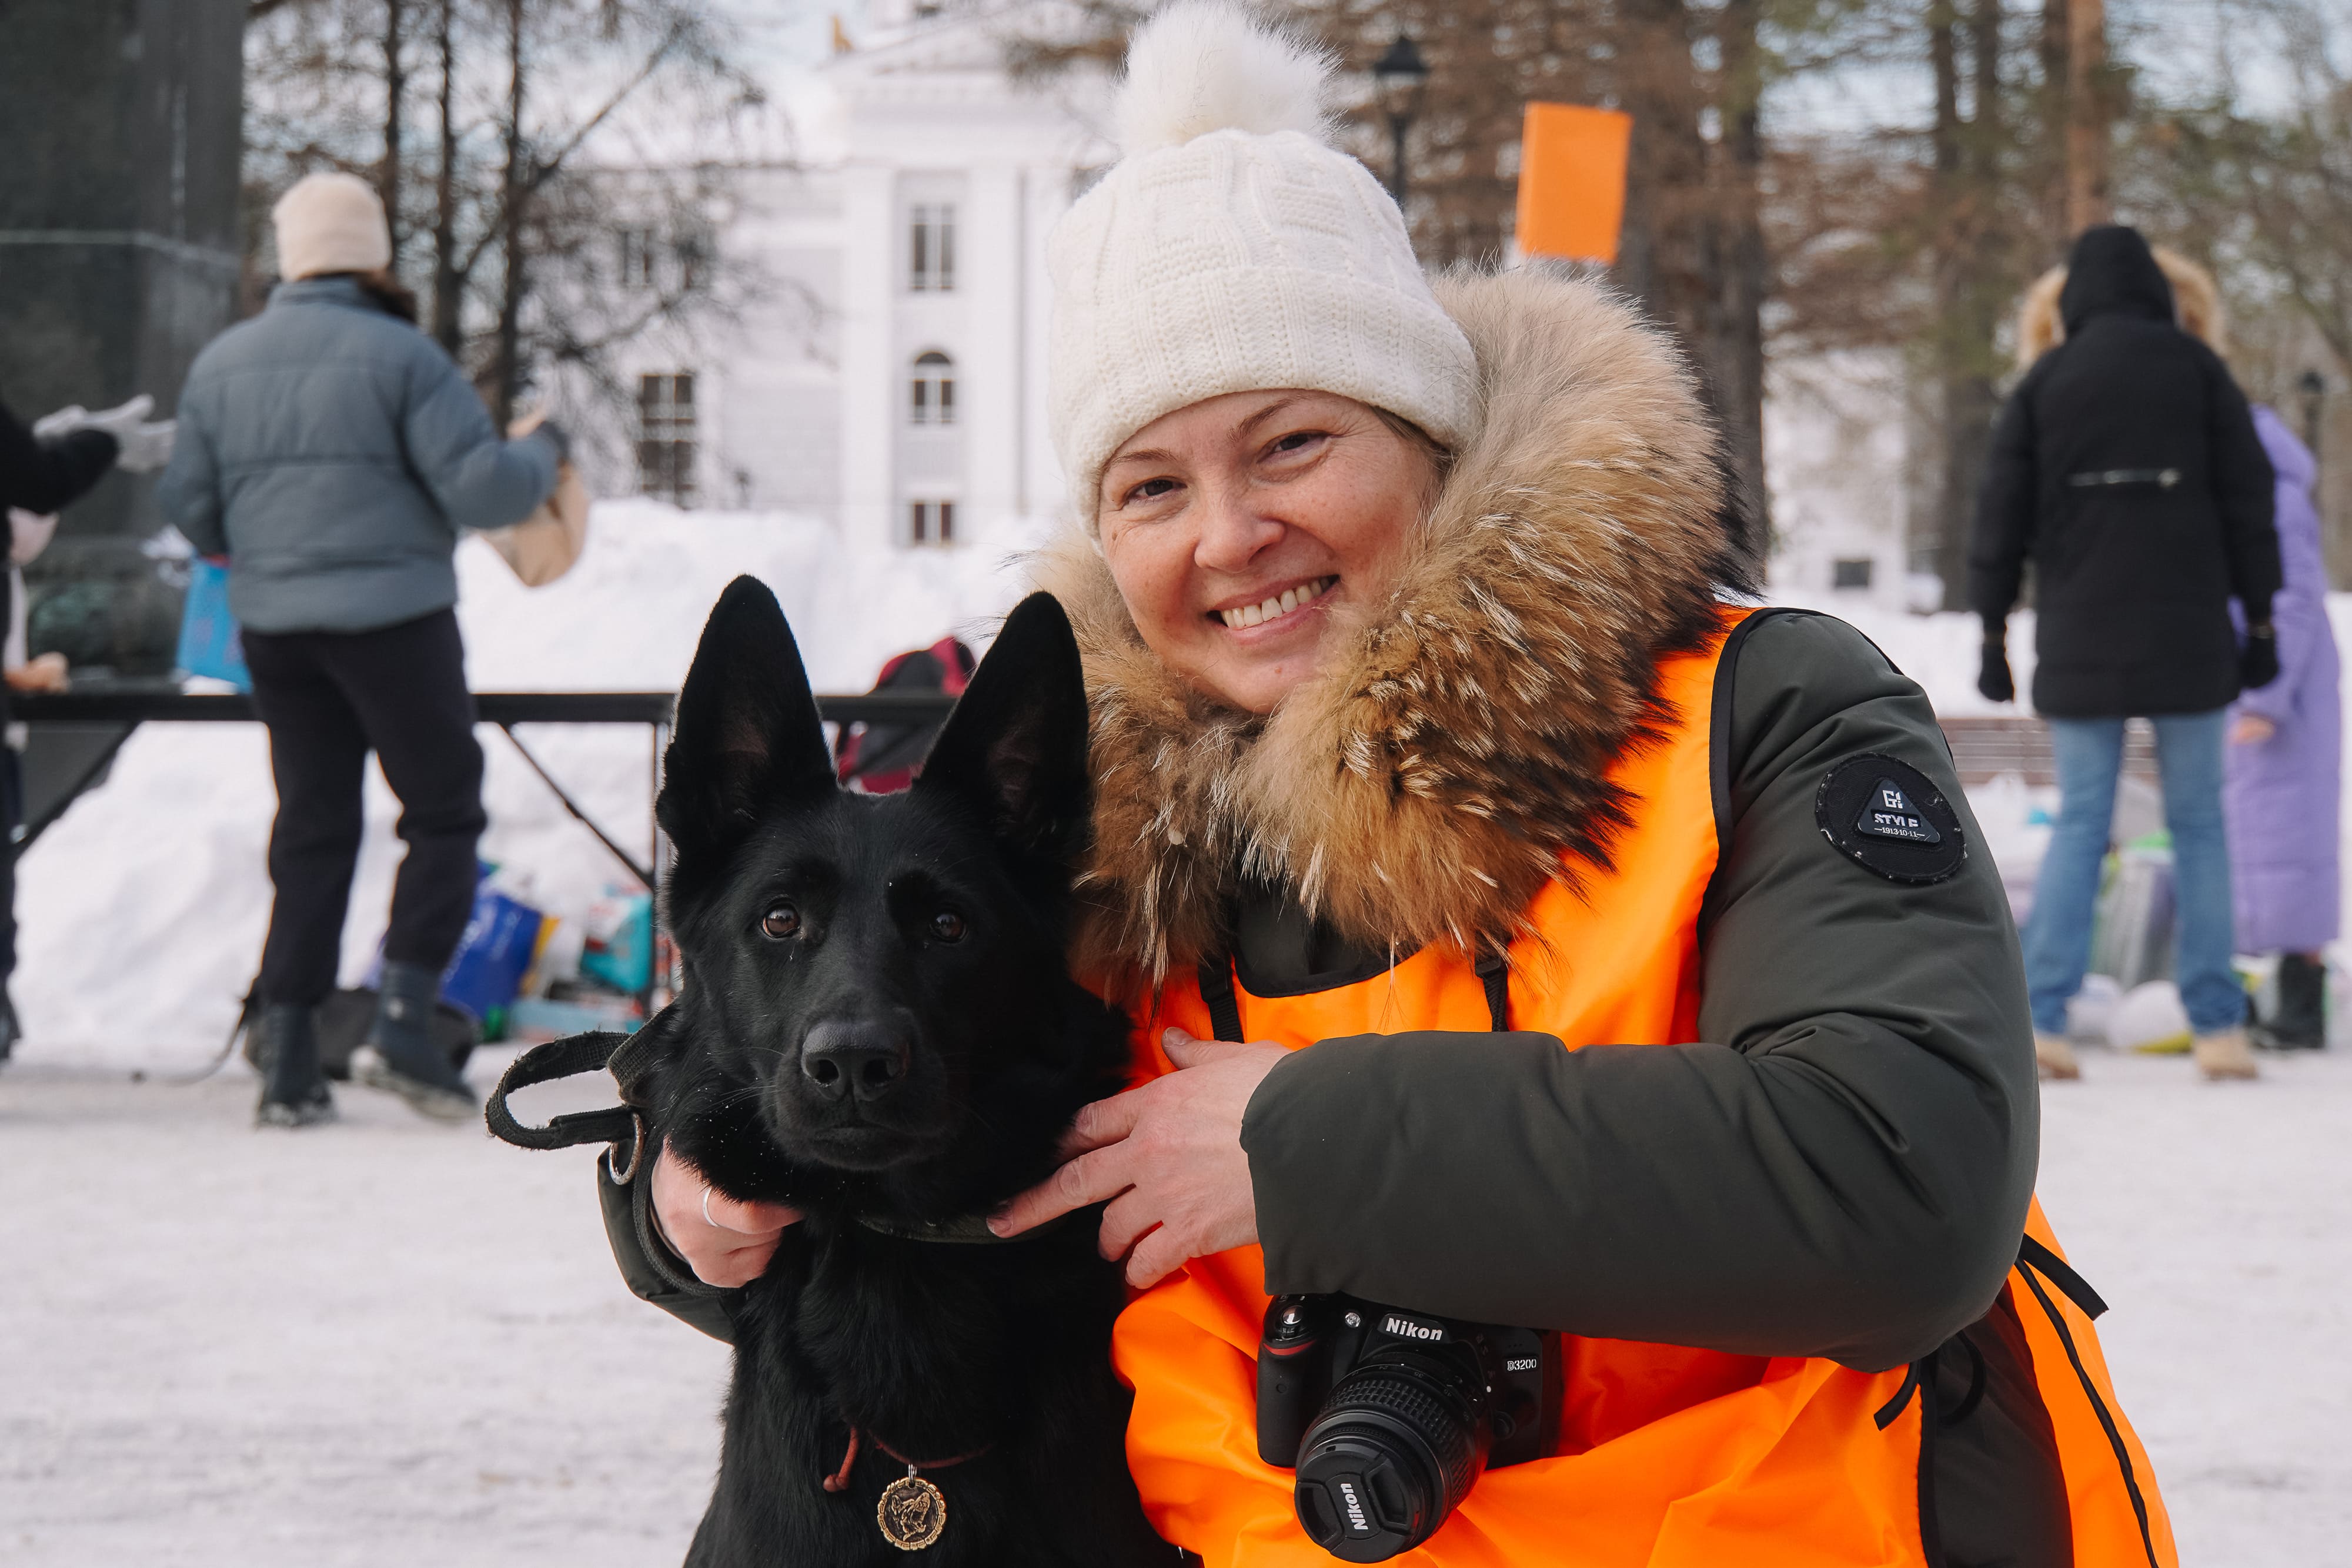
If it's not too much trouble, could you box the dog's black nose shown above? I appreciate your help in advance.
[800,1019,913,1102]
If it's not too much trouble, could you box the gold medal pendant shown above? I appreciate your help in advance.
[876,1465,947,1551]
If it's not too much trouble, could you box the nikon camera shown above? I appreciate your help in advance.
[1257,1293,1559,1561]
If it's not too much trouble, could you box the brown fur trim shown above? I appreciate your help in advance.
[2016,266,2068,370]
[1036,267,1744,989]
[2014,248,2226,370]
[2154,248,2227,355]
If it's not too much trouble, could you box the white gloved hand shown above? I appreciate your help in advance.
[113,419,177,473]
[75,394,157,443]
[31,395,174,471]
[31,404,89,440]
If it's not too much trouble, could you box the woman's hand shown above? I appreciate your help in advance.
[4,652,68,693]
[2230,713,2277,745]
[990,1027,1288,1288]
[648,1143,803,1287]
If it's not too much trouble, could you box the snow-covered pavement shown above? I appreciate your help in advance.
[2,1057,727,1567]
[5,1045,2348,1564]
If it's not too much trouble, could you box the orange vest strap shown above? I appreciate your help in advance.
[1472,949,1509,1031]
[1874,1233,2112,1437]
[2013,1259,2161,1566]
[1197,958,1242,1044]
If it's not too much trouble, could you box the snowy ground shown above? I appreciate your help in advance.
[1,1056,727,1568]
[5,1047,2347,1565]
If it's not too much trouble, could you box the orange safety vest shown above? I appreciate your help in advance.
[1110,614,2176,1567]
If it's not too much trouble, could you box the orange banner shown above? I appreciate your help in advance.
[1514,102,1633,265]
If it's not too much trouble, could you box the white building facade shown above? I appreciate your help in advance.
[592,2,1112,552]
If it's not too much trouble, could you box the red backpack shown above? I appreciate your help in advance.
[832,635,975,794]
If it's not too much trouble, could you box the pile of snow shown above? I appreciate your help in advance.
[15,502,1045,1067]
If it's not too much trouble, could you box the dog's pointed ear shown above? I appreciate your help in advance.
[916,593,1091,865]
[657,577,834,862]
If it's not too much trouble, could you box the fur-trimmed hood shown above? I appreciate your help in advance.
[1034,266,1749,987]
[2016,244,2227,369]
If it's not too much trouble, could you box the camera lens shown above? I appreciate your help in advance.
[1290,1357,1492,1561]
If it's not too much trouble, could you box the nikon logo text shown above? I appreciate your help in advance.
[1337,1480,1369,1533]
[1381,1314,1445,1342]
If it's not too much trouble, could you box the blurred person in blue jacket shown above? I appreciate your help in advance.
[158,172,564,1128]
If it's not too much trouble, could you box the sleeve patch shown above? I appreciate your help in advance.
[1815,754,1967,884]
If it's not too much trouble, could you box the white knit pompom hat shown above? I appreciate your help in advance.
[1048,1,1478,527]
[272,171,393,281]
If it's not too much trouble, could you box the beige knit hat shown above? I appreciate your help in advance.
[272,172,393,281]
[1048,2,1478,525]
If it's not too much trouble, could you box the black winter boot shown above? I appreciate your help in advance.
[2254,954,2327,1051]
[0,985,18,1068]
[256,1004,336,1128]
[350,961,475,1122]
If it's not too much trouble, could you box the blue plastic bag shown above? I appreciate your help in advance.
[176,557,251,691]
[441,885,548,1031]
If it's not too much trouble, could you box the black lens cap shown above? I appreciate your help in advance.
[1295,1434,1426,1561]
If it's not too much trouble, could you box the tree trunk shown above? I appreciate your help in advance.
[2065,0,2108,231]
[1615,0,1706,345]
[380,0,407,263]
[1949,0,2007,607]
[431,0,462,353]
[1708,0,1769,570]
[493,0,526,426]
[2039,0,2070,250]
[1615,0,1772,564]
[1925,0,1967,606]
[1926,0,2008,610]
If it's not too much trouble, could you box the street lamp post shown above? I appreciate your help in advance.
[1371,33,1431,209]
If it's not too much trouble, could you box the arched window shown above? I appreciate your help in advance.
[910,350,956,426]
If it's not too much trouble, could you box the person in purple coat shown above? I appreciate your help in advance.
[2226,403,2340,1048]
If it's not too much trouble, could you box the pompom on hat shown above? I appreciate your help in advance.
[272,171,393,282]
[1048,2,1478,527]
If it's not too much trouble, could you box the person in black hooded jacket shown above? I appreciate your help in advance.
[0,393,129,1064]
[1970,224,2282,1083]
[2,394,122,517]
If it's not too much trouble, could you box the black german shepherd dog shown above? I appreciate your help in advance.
[641,577,1173,1566]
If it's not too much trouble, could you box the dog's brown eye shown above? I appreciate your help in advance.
[760,903,801,941]
[931,910,967,943]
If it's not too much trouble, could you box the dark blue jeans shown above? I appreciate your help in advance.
[2024,710,2240,1034]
